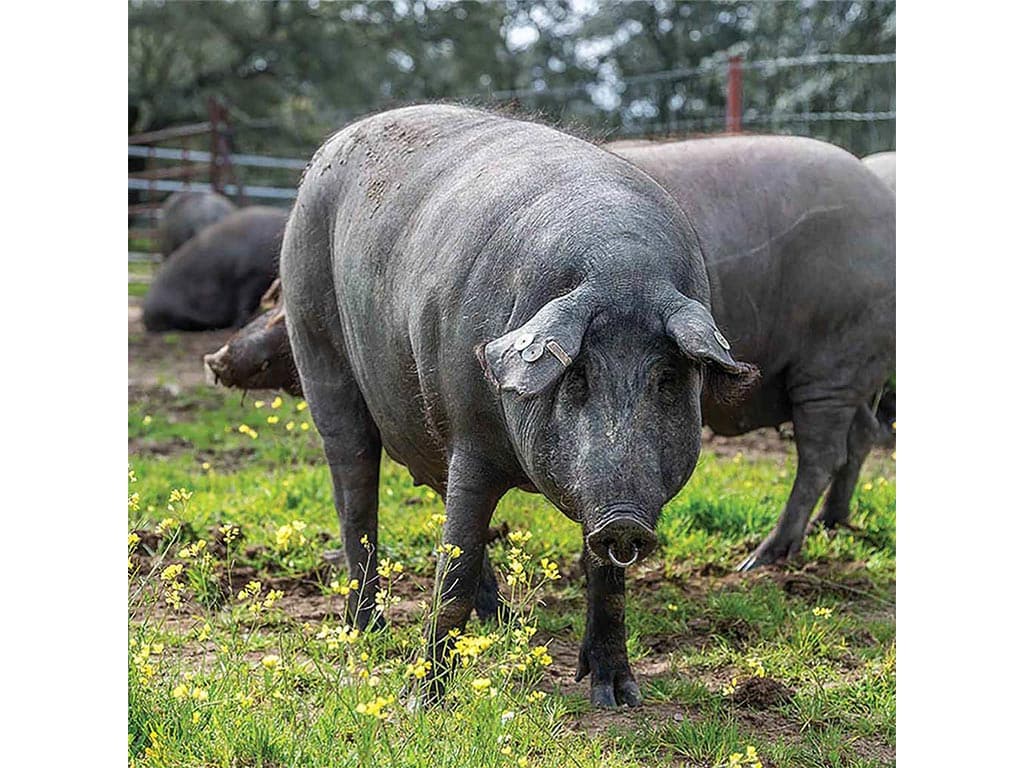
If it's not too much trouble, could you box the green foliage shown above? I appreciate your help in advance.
[129,1,896,157]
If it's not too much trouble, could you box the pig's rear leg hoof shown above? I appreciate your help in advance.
[737,533,801,572]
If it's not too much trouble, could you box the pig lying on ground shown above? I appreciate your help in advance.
[280,104,756,707]
[158,190,237,258]
[607,136,895,570]
[143,206,287,332]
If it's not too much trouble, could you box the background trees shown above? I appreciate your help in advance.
[129,0,895,157]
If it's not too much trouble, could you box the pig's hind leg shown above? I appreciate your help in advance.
[738,399,857,571]
[415,451,505,705]
[811,403,880,530]
[288,311,385,631]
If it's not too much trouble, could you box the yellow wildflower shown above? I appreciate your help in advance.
[377,558,404,579]
[254,400,265,409]
[355,694,395,720]
[300,421,310,431]
[508,530,532,545]
[286,421,295,431]
[267,415,280,424]
[442,543,462,559]
[172,684,188,699]
[169,488,192,504]
[539,557,560,581]
[261,654,281,669]
[470,677,492,694]
[813,606,834,618]
[405,658,431,679]
[156,517,177,535]
[271,396,283,409]
[296,401,308,411]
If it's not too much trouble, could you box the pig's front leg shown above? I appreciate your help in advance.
[576,545,642,708]
[416,453,505,706]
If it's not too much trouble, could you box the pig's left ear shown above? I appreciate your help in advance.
[665,296,760,404]
[479,293,589,396]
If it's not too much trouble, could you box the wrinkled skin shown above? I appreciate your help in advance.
[159,190,236,258]
[281,105,756,708]
[143,206,287,333]
[862,151,896,193]
[608,136,895,570]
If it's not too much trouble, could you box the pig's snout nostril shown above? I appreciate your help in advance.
[607,541,639,568]
[587,511,658,568]
[203,350,227,387]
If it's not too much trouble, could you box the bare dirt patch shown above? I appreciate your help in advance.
[732,677,794,709]
[129,298,235,392]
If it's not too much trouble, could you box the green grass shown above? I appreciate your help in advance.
[129,388,896,767]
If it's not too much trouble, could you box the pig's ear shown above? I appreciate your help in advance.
[479,294,589,396]
[665,296,760,405]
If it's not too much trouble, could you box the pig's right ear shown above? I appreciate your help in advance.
[479,294,589,396]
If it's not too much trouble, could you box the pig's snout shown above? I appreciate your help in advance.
[587,508,658,568]
[204,347,228,387]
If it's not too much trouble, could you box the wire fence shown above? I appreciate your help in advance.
[129,50,895,262]
[487,52,895,155]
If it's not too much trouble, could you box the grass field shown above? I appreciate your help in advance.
[127,377,895,768]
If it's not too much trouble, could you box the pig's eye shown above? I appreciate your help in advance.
[653,367,682,399]
[560,365,588,402]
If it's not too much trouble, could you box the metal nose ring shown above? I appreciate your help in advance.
[608,543,639,568]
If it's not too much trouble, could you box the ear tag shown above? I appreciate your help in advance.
[713,330,731,350]
[513,332,535,351]
[521,342,544,362]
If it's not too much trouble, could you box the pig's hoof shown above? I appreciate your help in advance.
[590,676,642,709]
[737,535,799,572]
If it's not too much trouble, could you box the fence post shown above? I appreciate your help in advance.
[207,97,225,194]
[726,55,743,133]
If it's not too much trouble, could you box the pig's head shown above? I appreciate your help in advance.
[203,293,302,397]
[481,284,758,567]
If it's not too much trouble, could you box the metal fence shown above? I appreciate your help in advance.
[128,51,894,263]
[481,52,896,157]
